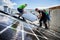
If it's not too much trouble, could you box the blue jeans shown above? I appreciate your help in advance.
[17,8,23,15]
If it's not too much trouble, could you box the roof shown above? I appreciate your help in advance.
[49,6,60,10]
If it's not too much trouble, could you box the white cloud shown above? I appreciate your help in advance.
[37,4,60,9]
[0,6,4,11]
[48,4,60,8]
[37,7,49,9]
[1,0,17,8]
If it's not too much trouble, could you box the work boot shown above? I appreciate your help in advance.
[45,27,49,29]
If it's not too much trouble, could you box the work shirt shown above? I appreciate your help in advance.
[18,4,26,9]
[38,10,47,19]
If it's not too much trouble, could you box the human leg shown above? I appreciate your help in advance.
[39,19,43,27]
[43,19,48,29]
[17,8,23,18]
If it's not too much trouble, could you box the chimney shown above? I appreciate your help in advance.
[4,6,8,13]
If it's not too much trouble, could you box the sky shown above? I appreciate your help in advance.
[0,0,17,8]
[10,0,60,9]
[0,0,60,9]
